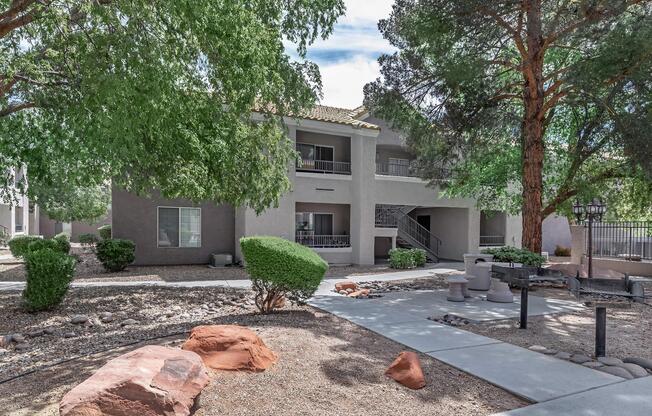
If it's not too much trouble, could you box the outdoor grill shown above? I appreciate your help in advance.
[568,275,647,357]
[491,264,566,329]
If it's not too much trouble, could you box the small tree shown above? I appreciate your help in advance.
[240,236,328,313]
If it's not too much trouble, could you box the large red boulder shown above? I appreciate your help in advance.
[59,345,209,416]
[385,351,426,390]
[182,325,277,372]
[335,281,358,292]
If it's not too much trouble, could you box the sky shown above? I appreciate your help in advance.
[285,0,396,109]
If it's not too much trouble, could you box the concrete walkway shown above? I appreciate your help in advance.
[307,291,648,413]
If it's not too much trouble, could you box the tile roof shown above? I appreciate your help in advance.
[299,104,378,130]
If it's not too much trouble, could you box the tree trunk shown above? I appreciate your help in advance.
[521,0,545,254]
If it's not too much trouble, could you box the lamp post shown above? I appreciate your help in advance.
[572,199,606,279]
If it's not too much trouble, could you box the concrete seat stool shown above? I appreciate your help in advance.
[467,262,493,291]
[447,276,469,302]
[486,278,514,303]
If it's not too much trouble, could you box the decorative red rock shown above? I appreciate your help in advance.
[59,345,209,416]
[348,288,370,298]
[182,325,278,372]
[335,281,358,292]
[385,351,426,390]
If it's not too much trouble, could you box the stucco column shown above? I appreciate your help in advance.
[570,224,585,265]
[350,132,376,265]
[391,235,396,250]
[467,208,481,254]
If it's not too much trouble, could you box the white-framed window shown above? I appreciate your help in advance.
[157,207,201,248]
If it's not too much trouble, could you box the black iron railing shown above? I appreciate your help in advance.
[295,233,351,248]
[375,206,441,261]
[297,159,351,175]
[586,221,652,260]
[480,235,505,246]
[375,161,419,177]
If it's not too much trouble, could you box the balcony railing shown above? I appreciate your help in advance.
[297,159,351,175]
[480,235,505,246]
[375,161,419,177]
[295,234,350,248]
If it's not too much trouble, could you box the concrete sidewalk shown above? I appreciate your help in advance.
[308,291,631,407]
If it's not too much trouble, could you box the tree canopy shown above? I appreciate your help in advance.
[365,0,652,251]
[1,0,345,213]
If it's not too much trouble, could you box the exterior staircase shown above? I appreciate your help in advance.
[375,205,441,262]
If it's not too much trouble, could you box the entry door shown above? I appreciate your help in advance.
[314,213,333,235]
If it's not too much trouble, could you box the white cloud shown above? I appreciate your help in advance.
[340,0,395,25]
[318,55,381,108]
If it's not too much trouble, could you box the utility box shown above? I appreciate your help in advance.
[210,253,232,267]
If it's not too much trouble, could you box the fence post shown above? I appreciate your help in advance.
[570,224,586,265]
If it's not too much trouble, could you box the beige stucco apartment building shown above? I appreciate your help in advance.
[112,105,522,266]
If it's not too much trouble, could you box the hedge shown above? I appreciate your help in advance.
[23,248,76,311]
[8,236,41,258]
[481,246,545,267]
[389,248,427,269]
[98,224,112,240]
[240,236,328,312]
[96,238,135,272]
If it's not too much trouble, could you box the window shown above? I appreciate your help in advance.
[158,207,201,248]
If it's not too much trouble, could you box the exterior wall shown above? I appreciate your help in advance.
[590,257,652,277]
[542,214,572,254]
[375,146,413,165]
[295,202,350,235]
[0,205,10,234]
[410,207,471,261]
[296,130,351,163]
[365,116,405,147]
[112,188,235,265]
[374,236,392,258]
[350,132,376,265]
[504,214,522,248]
[39,211,111,242]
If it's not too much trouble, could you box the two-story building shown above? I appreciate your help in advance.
[112,105,522,265]
[0,167,38,241]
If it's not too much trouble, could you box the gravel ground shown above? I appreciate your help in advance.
[0,288,527,416]
[0,248,423,283]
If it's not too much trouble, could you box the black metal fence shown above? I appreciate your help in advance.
[587,221,652,260]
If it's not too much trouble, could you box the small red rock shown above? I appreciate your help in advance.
[348,289,370,298]
[182,325,278,372]
[385,351,426,389]
[335,281,358,292]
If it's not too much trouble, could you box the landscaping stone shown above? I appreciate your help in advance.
[99,312,113,323]
[554,352,572,360]
[542,349,558,355]
[43,327,56,335]
[182,325,277,372]
[27,329,44,338]
[348,289,370,298]
[385,351,426,390]
[121,319,138,326]
[528,345,548,353]
[582,361,604,369]
[0,335,9,347]
[59,345,209,416]
[63,332,76,338]
[615,363,648,378]
[598,366,633,380]
[335,281,357,292]
[338,290,348,295]
[0,348,7,355]
[623,357,652,371]
[570,354,592,364]
[597,357,623,366]
[14,343,29,351]
[10,334,25,343]
[70,315,88,325]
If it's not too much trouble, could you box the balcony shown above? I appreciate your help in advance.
[375,161,419,178]
[297,158,351,175]
[480,235,505,247]
[296,233,351,248]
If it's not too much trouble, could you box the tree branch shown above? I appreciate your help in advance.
[0,101,36,117]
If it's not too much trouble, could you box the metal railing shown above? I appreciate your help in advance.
[375,206,441,261]
[480,235,506,246]
[375,161,419,177]
[587,221,652,260]
[295,234,351,248]
[297,159,351,175]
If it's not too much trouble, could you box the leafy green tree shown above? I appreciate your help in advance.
[365,0,652,252]
[1,0,345,213]
[30,181,110,222]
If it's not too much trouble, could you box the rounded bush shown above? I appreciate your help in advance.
[53,233,71,254]
[79,233,100,246]
[411,248,427,267]
[240,236,328,313]
[96,238,135,272]
[97,224,112,240]
[23,248,76,311]
[8,235,41,258]
[554,245,571,257]
[389,248,416,269]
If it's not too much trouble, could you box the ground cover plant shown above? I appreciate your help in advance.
[389,248,427,269]
[240,236,328,313]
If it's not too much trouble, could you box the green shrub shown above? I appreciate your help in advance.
[411,248,427,267]
[96,238,135,272]
[554,245,571,257]
[98,224,112,240]
[0,228,9,247]
[79,233,100,246]
[53,233,71,254]
[28,238,61,253]
[389,248,416,269]
[8,236,41,258]
[240,236,328,313]
[23,248,75,311]
[481,246,546,267]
